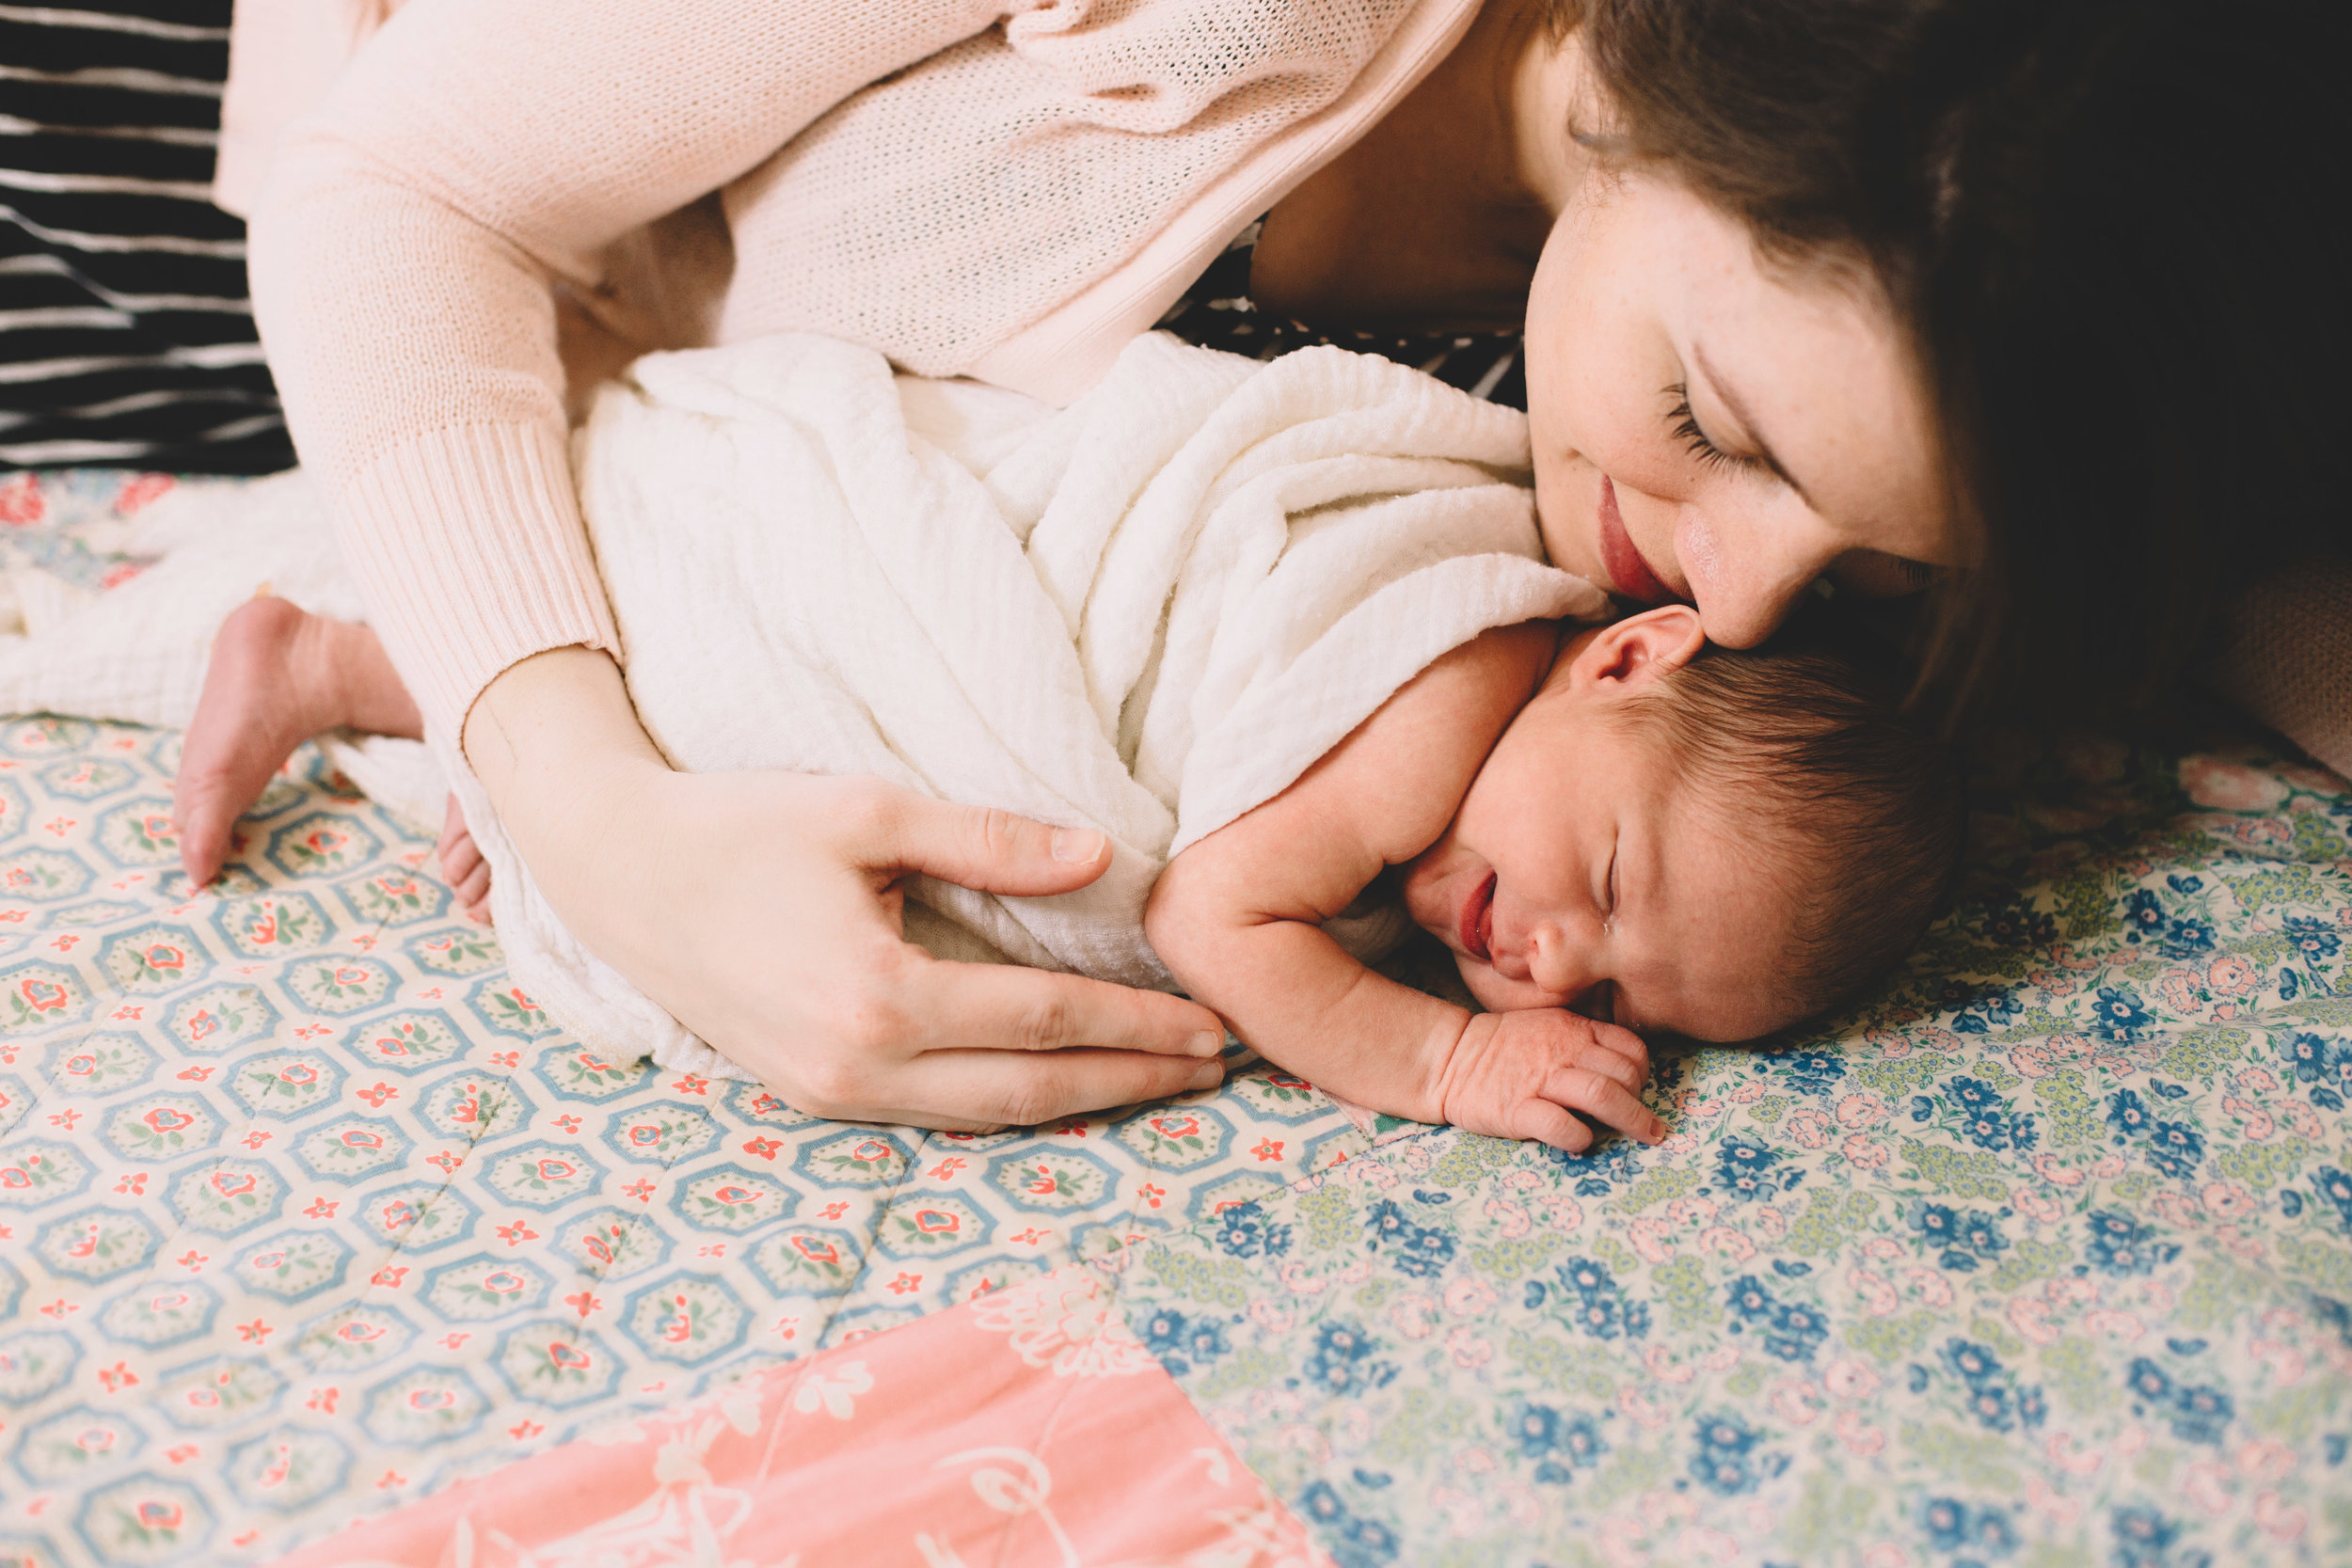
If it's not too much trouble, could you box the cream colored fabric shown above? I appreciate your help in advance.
[2206,558,2352,781]
[0,337,1604,1080]
[0,472,449,836]
[484,332,1601,1076]
[237,0,1480,746]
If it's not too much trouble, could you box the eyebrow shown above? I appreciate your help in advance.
[1691,341,1815,510]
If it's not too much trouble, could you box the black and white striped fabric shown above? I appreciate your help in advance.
[0,15,1516,475]
[1156,221,1529,411]
[1,0,293,472]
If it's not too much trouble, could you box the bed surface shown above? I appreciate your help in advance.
[3,469,2347,1567]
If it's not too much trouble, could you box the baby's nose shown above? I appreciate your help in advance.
[1524,921,1588,998]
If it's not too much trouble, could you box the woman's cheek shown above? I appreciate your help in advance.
[1533,453,1601,578]
[1531,385,1678,581]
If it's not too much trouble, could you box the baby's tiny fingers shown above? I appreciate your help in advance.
[1511,1100,1594,1154]
[1589,1020,1651,1077]
[1545,1066,1667,1145]
[1574,1040,1646,1095]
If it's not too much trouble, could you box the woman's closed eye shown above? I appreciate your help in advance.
[1664,382,1756,474]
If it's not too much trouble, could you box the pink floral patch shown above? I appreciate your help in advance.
[112,473,176,515]
[270,1262,1317,1568]
[0,472,45,528]
[2179,754,2288,813]
[2207,956,2259,998]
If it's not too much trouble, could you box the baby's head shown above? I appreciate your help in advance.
[1402,606,1960,1040]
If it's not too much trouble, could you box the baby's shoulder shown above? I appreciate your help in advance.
[1313,621,1553,855]
[1380,620,1555,732]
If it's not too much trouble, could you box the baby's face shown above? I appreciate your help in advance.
[1401,625,1806,1042]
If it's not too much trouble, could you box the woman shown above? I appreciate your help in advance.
[187,0,2347,1129]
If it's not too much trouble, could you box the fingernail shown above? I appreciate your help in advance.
[1050,827,1105,863]
[1186,1061,1224,1091]
[1186,1030,1226,1058]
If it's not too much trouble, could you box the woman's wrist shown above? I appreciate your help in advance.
[464,647,660,792]
[460,647,671,889]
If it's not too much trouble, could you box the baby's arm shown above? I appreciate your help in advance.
[1145,624,1665,1152]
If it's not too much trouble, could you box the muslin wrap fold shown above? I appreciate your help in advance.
[0,332,1604,1081]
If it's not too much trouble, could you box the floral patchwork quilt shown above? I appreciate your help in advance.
[3,467,2348,1568]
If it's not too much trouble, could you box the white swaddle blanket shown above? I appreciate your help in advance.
[0,331,1606,1082]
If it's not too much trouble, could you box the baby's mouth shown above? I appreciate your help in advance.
[1458,872,1497,963]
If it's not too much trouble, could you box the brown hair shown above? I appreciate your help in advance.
[1616,629,1963,1023]
[1552,0,2351,723]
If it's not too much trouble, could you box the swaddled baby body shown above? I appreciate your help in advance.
[1149,602,1960,1152]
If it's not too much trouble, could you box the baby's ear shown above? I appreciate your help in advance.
[1570,604,1706,691]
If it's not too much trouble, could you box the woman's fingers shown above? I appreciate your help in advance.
[480,736,1230,1129]
[858,788,1117,899]
[908,959,1229,1059]
[1544,1064,1668,1145]
[879,1046,1226,1132]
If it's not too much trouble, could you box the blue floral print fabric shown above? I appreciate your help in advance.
[1116,732,2352,1567]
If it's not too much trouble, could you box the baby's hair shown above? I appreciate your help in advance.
[1614,626,1963,1026]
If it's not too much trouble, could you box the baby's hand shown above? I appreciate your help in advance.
[1436,1008,1666,1152]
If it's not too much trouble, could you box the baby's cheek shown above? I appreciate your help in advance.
[1460,957,1567,1015]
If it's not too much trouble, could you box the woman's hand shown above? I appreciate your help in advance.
[466,648,1228,1130]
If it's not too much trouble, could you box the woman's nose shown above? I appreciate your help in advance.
[1674,503,1838,650]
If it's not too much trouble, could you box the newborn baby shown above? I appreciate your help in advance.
[1148,603,1960,1151]
[158,334,1955,1158]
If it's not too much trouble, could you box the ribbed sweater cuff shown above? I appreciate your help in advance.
[341,421,619,747]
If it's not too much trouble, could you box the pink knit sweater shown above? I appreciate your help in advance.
[234,0,1480,743]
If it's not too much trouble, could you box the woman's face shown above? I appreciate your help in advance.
[1520,71,1966,644]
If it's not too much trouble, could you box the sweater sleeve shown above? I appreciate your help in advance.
[2204,556,2352,781]
[248,0,1011,741]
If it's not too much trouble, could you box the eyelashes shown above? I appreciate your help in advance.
[1664,384,1754,474]
[1664,380,1946,595]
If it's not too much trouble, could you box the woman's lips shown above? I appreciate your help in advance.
[1596,475,1678,605]
[1458,872,1497,963]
